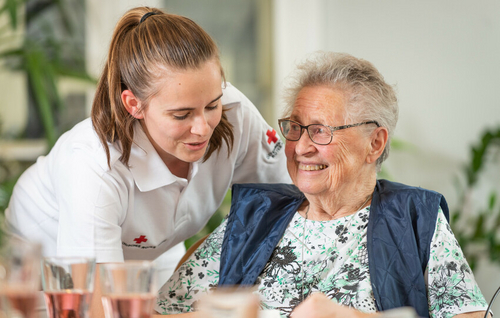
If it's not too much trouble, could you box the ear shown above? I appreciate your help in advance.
[121,89,144,119]
[366,127,388,165]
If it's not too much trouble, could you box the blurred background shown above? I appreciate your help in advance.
[0,0,499,314]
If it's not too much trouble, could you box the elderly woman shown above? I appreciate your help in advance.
[154,52,489,318]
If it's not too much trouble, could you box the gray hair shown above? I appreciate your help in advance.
[282,51,398,170]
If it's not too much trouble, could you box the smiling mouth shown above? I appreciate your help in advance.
[299,164,328,171]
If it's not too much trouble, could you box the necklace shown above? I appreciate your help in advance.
[299,194,372,302]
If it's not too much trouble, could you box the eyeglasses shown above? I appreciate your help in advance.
[278,118,380,145]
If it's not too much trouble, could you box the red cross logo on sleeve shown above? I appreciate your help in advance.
[134,235,148,244]
[266,129,278,144]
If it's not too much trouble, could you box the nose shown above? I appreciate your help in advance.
[293,127,316,155]
[191,114,211,136]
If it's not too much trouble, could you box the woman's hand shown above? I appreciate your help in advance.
[291,293,379,318]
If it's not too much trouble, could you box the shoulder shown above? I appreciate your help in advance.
[219,83,280,150]
[221,83,264,120]
[375,179,447,207]
[221,82,248,106]
[231,183,304,201]
[376,179,442,196]
[373,179,449,221]
[49,118,124,172]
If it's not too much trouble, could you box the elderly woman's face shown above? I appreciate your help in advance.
[285,85,372,196]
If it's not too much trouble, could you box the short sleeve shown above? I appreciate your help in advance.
[54,148,127,262]
[155,219,228,314]
[224,84,291,185]
[426,208,488,318]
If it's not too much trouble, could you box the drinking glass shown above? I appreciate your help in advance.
[0,238,42,318]
[100,261,157,318]
[197,286,259,318]
[41,257,96,318]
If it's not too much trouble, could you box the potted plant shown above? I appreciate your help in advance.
[450,127,500,270]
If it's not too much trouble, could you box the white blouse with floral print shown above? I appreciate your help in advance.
[155,207,487,318]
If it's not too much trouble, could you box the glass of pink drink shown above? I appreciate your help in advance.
[100,261,157,318]
[0,238,42,318]
[41,257,96,318]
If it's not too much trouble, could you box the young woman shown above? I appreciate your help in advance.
[4,6,290,313]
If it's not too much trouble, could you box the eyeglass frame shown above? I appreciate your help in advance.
[277,118,380,145]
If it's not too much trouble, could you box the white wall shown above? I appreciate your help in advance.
[272,0,327,126]
[323,1,500,201]
[273,0,500,313]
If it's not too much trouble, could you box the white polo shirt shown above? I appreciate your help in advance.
[5,83,291,286]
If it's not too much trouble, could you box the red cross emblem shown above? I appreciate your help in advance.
[266,129,278,144]
[134,235,148,244]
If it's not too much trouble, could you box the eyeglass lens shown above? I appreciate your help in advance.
[280,120,332,144]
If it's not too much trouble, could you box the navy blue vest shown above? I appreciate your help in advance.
[219,180,449,318]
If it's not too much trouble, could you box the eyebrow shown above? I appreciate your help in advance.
[166,93,223,112]
[289,116,332,125]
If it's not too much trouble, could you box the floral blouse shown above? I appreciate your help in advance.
[155,207,487,318]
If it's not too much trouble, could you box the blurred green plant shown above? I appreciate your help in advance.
[450,127,500,270]
[0,0,94,147]
[0,162,19,212]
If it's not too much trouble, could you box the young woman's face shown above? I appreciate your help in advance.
[140,60,223,164]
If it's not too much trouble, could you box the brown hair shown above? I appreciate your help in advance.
[91,6,234,167]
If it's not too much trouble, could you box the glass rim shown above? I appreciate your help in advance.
[100,260,156,269]
[42,256,95,261]
[42,256,96,265]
